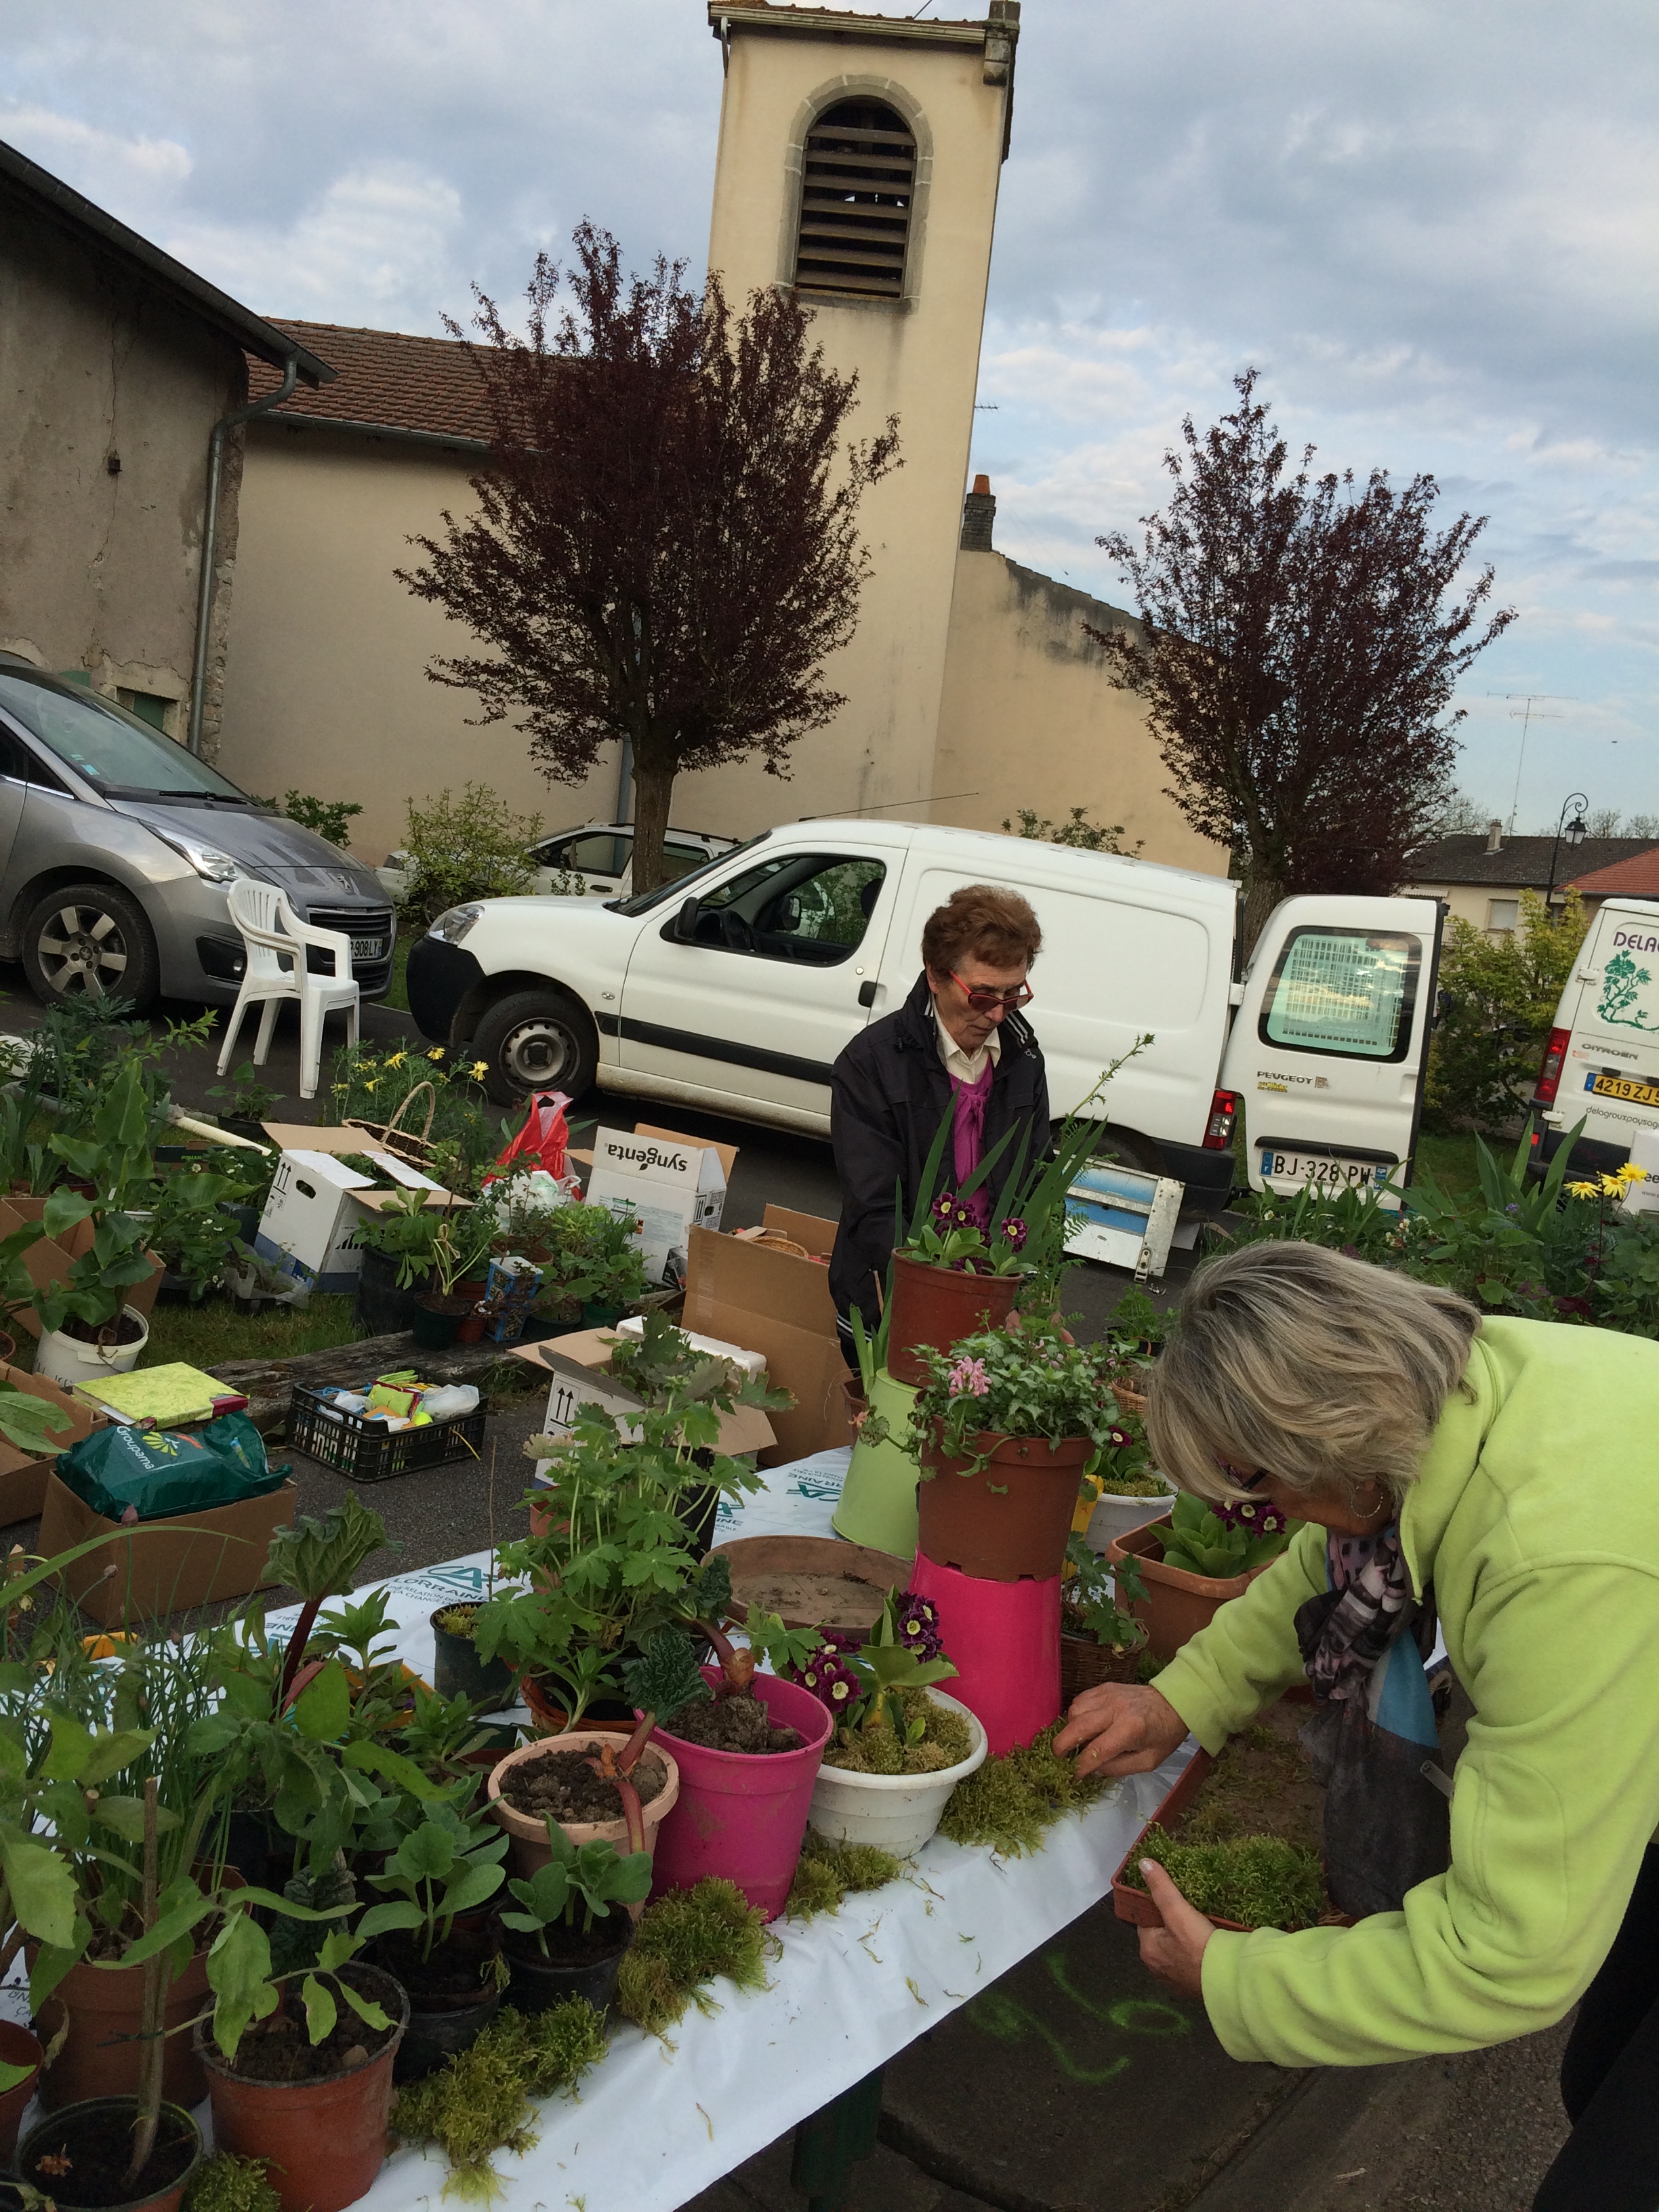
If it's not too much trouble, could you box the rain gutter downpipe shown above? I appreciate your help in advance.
[186,354,299,756]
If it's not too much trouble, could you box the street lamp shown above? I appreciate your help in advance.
[1544,790,1589,918]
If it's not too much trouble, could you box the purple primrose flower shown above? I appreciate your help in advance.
[999,1217,1028,1252]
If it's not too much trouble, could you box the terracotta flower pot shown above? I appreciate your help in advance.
[0,2019,43,2164]
[196,1965,407,2212]
[33,1947,213,2111]
[18,2097,201,2212]
[1105,1515,1274,1662]
[916,1429,1098,1582]
[886,1252,1025,1388]
[486,1732,680,1909]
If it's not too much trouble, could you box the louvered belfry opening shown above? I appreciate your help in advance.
[794,98,916,302]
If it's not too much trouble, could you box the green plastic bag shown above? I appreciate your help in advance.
[57,1412,289,1524]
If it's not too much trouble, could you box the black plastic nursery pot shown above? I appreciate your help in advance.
[371,1926,504,2083]
[354,1247,430,1336]
[430,1602,516,1709]
[504,1912,634,2015]
[411,1302,462,1350]
[18,2097,203,2212]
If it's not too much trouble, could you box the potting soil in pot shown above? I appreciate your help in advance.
[663,1689,802,1754]
[499,1746,669,1822]
[508,1912,628,1971]
[373,1921,499,2002]
[222,1981,399,2083]
[21,2105,197,2207]
[821,1687,972,1775]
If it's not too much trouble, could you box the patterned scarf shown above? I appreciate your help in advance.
[951,1060,995,1231]
[1299,1524,1416,1708]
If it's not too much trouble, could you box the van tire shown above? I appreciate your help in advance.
[474,988,598,1106]
[22,880,160,1010]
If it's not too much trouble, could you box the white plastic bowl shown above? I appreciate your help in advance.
[806,1688,987,1858]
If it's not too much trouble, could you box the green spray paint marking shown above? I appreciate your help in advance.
[966,1988,1131,2085]
[963,1946,1192,2083]
[1043,1950,1191,2038]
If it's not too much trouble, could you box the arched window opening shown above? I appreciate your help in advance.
[794,98,916,302]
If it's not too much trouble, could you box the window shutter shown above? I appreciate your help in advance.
[794,100,915,302]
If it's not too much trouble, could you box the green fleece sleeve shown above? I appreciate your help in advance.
[1200,1560,1659,2066]
[1150,1522,1328,1753]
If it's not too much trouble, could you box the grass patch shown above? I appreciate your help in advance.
[382,935,412,1015]
[1410,1130,1482,1200]
[140,1293,365,1370]
[937,1721,1109,1857]
[614,1877,768,2038]
[785,1828,904,1921]
[1120,1823,1325,1931]
[391,1999,607,2203]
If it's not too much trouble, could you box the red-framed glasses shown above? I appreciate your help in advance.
[949,970,1034,1013]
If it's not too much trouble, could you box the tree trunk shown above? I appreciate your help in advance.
[630,754,675,895]
[1240,867,1288,958]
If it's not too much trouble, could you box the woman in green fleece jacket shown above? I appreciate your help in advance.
[1055,1241,1659,2212]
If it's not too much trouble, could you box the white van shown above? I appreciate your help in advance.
[1529,896,1659,1182]
[405,819,1445,1223]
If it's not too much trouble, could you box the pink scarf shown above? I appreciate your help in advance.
[951,1060,995,1230]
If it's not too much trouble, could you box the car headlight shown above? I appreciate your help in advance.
[152,830,241,885]
[428,903,483,944]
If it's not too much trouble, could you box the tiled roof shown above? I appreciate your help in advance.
[1565,848,1659,899]
[1404,834,1659,888]
[245,321,491,445]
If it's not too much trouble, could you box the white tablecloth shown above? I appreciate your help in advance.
[261,1450,1193,2212]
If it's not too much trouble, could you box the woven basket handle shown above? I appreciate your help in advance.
[384,1081,436,1144]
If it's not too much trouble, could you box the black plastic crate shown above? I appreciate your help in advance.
[287,1382,488,1483]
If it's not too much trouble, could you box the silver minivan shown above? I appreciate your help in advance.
[0,664,394,1010]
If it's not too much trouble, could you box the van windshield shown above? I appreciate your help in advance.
[0,670,253,804]
[607,830,771,916]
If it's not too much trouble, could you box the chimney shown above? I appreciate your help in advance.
[1486,819,1504,855]
[961,473,996,552]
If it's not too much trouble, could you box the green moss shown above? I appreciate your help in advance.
[391,2001,607,2203]
[433,1605,479,1639]
[822,1688,974,1776]
[1121,1824,1325,1930]
[1094,1471,1167,1496]
[937,1721,1109,1858]
[614,1877,769,2038]
[184,2154,282,2212]
[785,1828,904,1920]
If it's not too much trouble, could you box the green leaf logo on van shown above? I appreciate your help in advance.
[1598,949,1659,1030]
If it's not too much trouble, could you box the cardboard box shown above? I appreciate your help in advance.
[0,1198,163,1338]
[507,1327,775,1472]
[0,1361,106,1525]
[583,1124,734,1288]
[254,1135,459,1294]
[684,1206,851,1468]
[36,1471,298,1624]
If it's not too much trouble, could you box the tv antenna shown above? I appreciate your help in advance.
[1491,694,1573,832]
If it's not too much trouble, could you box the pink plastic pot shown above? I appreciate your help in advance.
[647,1668,833,1921]
[908,1553,1061,1757]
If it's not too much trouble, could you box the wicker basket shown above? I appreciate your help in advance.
[345,1082,438,1170]
[1059,1624,1142,1706]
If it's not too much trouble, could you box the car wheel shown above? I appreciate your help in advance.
[22,881,160,1010]
[473,988,598,1106]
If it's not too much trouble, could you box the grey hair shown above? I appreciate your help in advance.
[1145,1242,1481,1508]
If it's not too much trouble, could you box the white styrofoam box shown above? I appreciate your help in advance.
[1622,1125,1659,1216]
[586,1129,728,1286]
[611,1315,767,1379]
[255,1150,379,1292]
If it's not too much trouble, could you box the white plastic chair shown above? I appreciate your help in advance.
[216,878,361,1101]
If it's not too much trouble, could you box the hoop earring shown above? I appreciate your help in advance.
[1351,1478,1386,1517]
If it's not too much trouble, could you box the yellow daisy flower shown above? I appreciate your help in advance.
[1567,1180,1599,1199]
[428,1048,445,1062]
[362,1079,377,1094]
[470,1060,489,1080]
[1616,1162,1647,1183]
[386,1050,407,1070]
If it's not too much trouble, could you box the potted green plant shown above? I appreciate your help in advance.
[413,1206,499,1349]
[532,1200,650,1328]
[497,1815,651,2014]
[900,1317,1122,1582]
[1060,1533,1149,1704]
[356,1799,510,2081]
[350,1187,445,1335]
[193,1912,405,2212]
[1106,1492,1298,1662]
[1080,1407,1175,1551]
[797,1589,987,1857]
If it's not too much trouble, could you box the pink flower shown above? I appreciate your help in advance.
[946,1355,990,1397]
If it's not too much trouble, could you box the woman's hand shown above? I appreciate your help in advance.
[1053,1682,1189,1778]
[1135,1859,1216,2001]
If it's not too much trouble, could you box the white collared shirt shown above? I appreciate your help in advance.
[935,1004,1001,1088]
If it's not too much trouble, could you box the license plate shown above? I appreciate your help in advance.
[1261,1150,1385,1191]
[351,937,386,960]
[1587,1071,1659,1111]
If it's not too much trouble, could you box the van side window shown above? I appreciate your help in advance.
[677,854,885,965]
[1260,928,1420,1062]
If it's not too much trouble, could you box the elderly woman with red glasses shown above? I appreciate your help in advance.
[828,882,1047,1363]
[1056,1240,1659,2211]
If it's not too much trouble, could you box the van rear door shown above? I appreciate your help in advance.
[1540,900,1659,1169]
[1221,896,1444,1204]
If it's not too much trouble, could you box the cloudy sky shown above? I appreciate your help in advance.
[5,0,1654,830]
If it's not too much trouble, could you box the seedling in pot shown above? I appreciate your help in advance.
[1063,1534,1147,1657]
[205,1912,392,2066]
[792,1589,963,1774]
[500,1821,651,1954]
[357,1799,509,1964]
